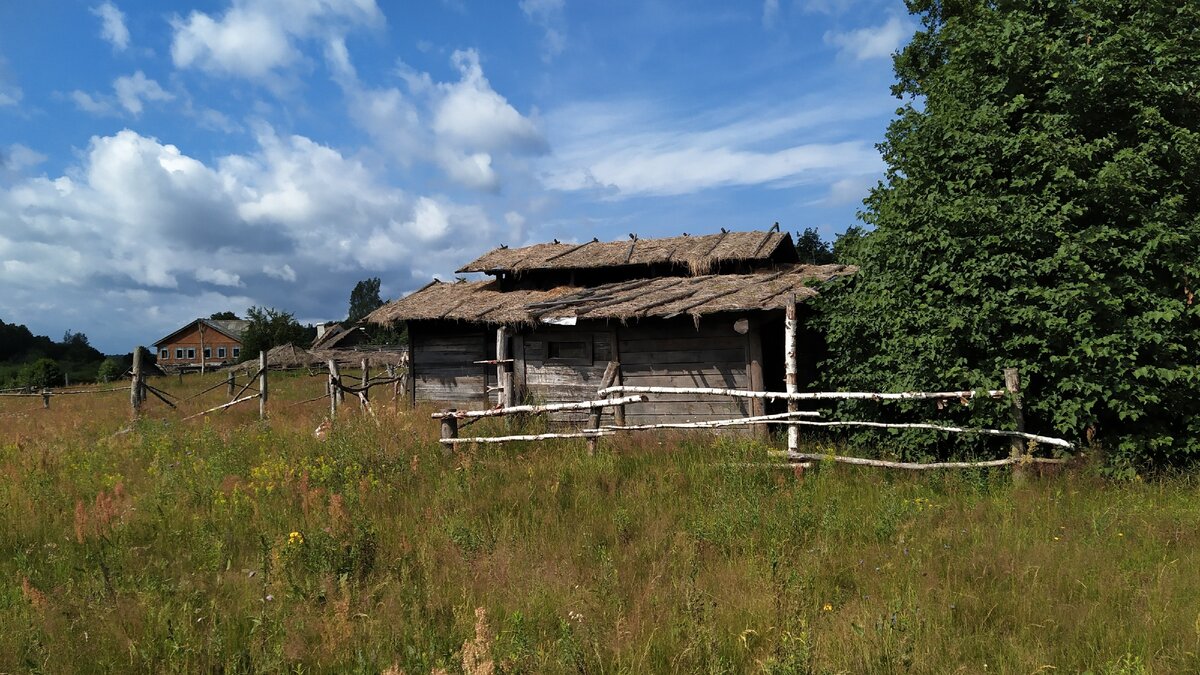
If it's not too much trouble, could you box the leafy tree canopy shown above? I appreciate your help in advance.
[348,277,384,324]
[795,227,836,264]
[240,307,315,361]
[209,311,239,320]
[818,0,1200,468]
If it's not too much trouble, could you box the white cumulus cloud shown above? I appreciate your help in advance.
[91,2,131,51]
[171,0,384,80]
[114,71,174,115]
[0,127,494,350]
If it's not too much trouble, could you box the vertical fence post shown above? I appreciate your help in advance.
[784,294,799,457]
[327,359,343,413]
[259,351,268,420]
[130,346,143,418]
[440,410,458,456]
[227,371,235,397]
[42,389,50,409]
[361,357,370,406]
[328,374,337,419]
[1004,367,1026,483]
[387,364,397,405]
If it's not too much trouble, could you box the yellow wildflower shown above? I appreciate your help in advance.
[288,531,304,545]
[822,603,833,612]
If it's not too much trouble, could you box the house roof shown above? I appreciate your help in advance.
[153,318,250,347]
[311,324,366,350]
[457,229,796,274]
[365,263,855,326]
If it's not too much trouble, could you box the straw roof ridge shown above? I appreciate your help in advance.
[457,229,796,274]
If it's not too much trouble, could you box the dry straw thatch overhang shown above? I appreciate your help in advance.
[365,263,855,326]
[457,229,795,275]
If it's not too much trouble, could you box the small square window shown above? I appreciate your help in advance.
[218,347,226,358]
[160,349,168,359]
[233,347,240,358]
[187,348,196,359]
[175,348,184,359]
[204,347,211,358]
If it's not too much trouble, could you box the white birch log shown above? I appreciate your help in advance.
[431,394,648,419]
[440,430,615,444]
[182,394,260,420]
[784,294,799,455]
[603,410,823,431]
[597,385,1007,402]
[773,419,1073,449]
[782,452,1070,470]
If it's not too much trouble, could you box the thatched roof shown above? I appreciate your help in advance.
[366,263,855,326]
[457,229,796,274]
[227,344,408,372]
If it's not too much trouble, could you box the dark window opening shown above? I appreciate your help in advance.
[547,341,587,360]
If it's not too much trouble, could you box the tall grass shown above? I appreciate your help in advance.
[0,371,1197,673]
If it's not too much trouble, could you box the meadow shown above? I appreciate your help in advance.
[1,370,1197,673]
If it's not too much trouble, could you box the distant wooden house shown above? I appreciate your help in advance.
[365,229,854,426]
[154,318,250,370]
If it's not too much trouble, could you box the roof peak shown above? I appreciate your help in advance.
[457,228,797,275]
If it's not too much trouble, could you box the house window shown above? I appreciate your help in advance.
[204,347,211,359]
[545,338,592,365]
[187,348,196,359]
[160,349,168,359]
[175,348,184,359]
[233,347,240,358]
[218,347,226,358]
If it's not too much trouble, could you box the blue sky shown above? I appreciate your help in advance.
[0,0,912,353]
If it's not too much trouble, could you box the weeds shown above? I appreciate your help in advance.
[0,371,1197,672]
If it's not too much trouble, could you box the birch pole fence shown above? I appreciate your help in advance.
[784,293,799,456]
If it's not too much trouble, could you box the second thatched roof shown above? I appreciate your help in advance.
[366,263,854,326]
[457,229,796,275]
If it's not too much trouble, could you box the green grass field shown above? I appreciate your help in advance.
[1,371,1196,673]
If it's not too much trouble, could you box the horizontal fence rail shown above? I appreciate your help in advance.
[597,385,1008,402]
[773,419,1073,449]
[433,395,649,420]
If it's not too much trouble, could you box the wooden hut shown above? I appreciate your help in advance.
[365,228,854,426]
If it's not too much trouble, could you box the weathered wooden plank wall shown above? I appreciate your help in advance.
[411,325,492,404]
[617,319,750,425]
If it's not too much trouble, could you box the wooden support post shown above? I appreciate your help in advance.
[746,317,767,441]
[440,409,458,457]
[130,346,143,418]
[588,361,621,456]
[361,357,370,406]
[1005,367,1026,484]
[199,322,206,375]
[610,327,625,426]
[401,350,414,408]
[328,375,337,419]
[227,371,235,397]
[258,351,268,420]
[41,389,50,409]
[784,295,799,456]
[496,327,513,408]
[387,364,398,405]
[327,359,344,406]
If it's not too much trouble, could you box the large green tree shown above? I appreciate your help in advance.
[819,0,1200,467]
[347,277,384,324]
[239,307,314,361]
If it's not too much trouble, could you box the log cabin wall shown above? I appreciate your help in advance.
[515,316,755,426]
[409,321,493,404]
